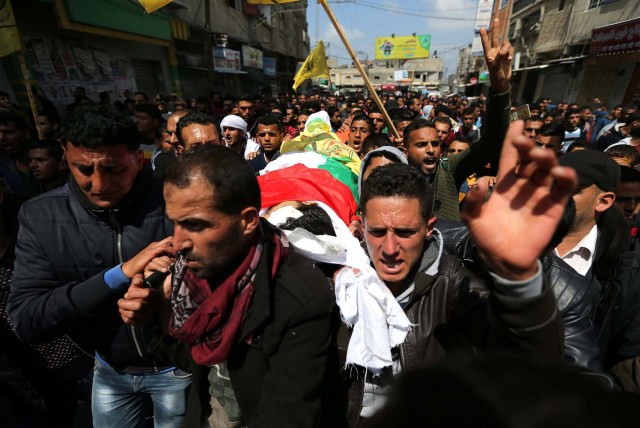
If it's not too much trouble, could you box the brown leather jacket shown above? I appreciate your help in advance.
[338,254,563,426]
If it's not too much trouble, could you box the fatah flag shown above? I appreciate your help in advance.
[292,41,330,91]
[0,0,21,57]
[247,0,300,4]
[138,0,173,13]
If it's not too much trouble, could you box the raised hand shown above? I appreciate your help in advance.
[461,120,577,281]
[481,18,513,93]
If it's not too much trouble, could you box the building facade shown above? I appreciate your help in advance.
[491,0,640,106]
[1,0,310,115]
[327,57,444,94]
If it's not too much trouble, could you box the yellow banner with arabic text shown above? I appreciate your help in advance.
[375,35,431,60]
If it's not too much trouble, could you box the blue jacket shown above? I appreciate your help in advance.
[8,170,174,372]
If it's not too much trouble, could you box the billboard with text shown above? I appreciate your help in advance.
[375,35,431,60]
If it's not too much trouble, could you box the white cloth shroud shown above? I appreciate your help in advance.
[267,201,412,373]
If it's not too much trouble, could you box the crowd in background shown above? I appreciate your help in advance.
[1,49,640,426]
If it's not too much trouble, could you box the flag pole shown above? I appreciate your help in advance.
[17,51,43,140]
[317,0,400,139]
[2,0,42,140]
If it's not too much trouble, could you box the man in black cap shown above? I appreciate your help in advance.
[555,149,629,349]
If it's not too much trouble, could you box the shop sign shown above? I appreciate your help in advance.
[242,45,263,69]
[214,48,241,73]
[591,18,640,56]
[263,57,276,77]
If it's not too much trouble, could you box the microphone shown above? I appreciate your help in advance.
[142,269,172,289]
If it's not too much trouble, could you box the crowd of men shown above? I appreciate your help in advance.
[1,22,640,428]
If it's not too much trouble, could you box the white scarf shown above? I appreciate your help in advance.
[266,202,412,373]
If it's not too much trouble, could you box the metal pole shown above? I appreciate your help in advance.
[17,50,43,140]
[317,0,400,139]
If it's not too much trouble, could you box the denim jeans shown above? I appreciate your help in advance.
[92,359,192,428]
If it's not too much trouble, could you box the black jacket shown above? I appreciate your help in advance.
[588,207,631,352]
[339,251,563,426]
[438,221,603,373]
[8,171,174,372]
[151,222,342,428]
[602,240,640,391]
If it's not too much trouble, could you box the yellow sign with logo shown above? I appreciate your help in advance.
[375,35,431,60]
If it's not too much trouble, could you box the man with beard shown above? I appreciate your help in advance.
[555,150,628,351]
[119,145,339,427]
[403,20,512,221]
[220,114,260,160]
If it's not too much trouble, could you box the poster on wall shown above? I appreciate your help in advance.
[72,46,96,81]
[263,57,276,77]
[214,48,242,73]
[22,37,137,109]
[112,59,137,97]
[30,39,55,74]
[57,40,81,80]
[242,45,263,69]
[92,49,113,81]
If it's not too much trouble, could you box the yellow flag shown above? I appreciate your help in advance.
[0,0,21,57]
[138,0,173,13]
[247,0,300,4]
[292,41,330,91]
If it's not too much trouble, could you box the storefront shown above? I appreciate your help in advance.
[2,0,177,114]
[578,17,640,106]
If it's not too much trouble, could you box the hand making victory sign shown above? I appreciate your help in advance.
[481,18,513,93]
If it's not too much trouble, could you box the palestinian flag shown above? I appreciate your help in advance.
[258,164,357,226]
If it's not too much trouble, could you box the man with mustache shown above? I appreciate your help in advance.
[404,19,512,221]
[120,145,339,427]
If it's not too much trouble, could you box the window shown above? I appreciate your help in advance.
[374,76,380,80]
[500,0,509,9]
[589,0,618,8]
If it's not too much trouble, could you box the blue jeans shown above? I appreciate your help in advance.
[92,359,192,428]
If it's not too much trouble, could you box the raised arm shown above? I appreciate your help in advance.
[449,18,513,185]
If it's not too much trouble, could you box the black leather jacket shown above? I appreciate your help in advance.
[438,221,603,373]
[8,171,174,372]
[339,246,563,426]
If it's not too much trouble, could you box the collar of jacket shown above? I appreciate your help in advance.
[68,167,153,215]
[399,230,444,308]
